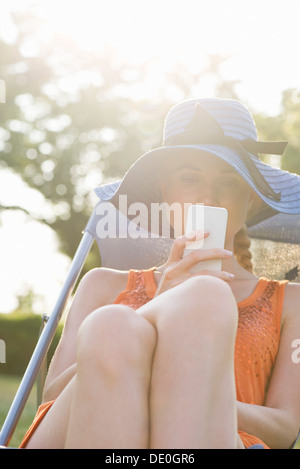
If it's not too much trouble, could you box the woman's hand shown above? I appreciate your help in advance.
[155,230,234,296]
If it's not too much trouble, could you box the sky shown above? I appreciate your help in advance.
[1,0,300,114]
[0,0,300,313]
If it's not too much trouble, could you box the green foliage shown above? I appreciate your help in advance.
[0,11,168,261]
[0,7,299,272]
[254,89,300,175]
[0,374,37,448]
[0,9,244,265]
[0,312,62,376]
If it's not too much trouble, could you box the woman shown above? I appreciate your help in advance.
[20,98,300,449]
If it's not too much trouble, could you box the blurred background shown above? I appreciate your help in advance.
[0,0,300,315]
[0,0,300,447]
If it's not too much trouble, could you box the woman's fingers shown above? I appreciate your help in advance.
[156,231,234,296]
[180,247,233,272]
[190,269,235,282]
[168,230,209,262]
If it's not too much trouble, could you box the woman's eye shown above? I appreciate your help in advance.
[180,175,199,184]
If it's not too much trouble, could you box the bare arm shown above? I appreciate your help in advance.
[237,283,300,448]
[43,267,128,402]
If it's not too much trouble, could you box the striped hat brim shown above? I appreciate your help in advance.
[94,97,300,236]
[94,144,300,229]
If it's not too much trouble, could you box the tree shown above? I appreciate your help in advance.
[254,89,300,175]
[0,11,169,261]
[4,7,296,271]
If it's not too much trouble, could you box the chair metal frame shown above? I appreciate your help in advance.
[0,200,172,446]
[0,227,94,446]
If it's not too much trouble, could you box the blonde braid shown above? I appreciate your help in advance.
[234,225,253,272]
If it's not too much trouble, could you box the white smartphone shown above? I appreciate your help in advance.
[184,205,228,272]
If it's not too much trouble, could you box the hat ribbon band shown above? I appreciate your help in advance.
[224,136,282,201]
[242,139,288,156]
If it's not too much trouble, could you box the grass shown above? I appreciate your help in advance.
[0,374,37,448]
[0,374,300,449]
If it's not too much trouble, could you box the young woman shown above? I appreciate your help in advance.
[20,98,300,449]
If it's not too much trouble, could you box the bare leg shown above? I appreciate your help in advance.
[27,276,241,449]
[26,305,156,449]
[139,276,241,449]
[65,305,156,448]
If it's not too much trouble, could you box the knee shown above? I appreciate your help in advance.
[158,276,238,340]
[77,304,156,379]
[76,268,107,299]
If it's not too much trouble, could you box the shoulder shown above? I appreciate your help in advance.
[281,281,300,325]
[80,267,129,305]
[82,266,129,283]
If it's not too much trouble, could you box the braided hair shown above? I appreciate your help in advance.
[234,225,253,272]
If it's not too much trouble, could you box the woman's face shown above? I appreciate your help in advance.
[159,151,257,242]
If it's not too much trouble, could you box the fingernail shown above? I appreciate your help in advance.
[228,273,235,280]
[224,250,233,257]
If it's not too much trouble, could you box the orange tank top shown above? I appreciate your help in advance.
[114,267,288,448]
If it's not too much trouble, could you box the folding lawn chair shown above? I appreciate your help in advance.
[0,194,173,447]
[0,188,299,447]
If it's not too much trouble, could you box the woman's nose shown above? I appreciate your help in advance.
[197,186,219,207]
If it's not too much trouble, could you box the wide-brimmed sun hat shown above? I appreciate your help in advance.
[94,98,300,231]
